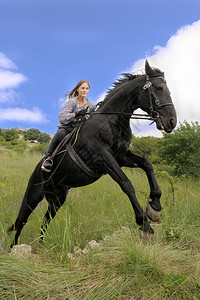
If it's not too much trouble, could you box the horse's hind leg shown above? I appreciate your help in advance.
[40,187,68,239]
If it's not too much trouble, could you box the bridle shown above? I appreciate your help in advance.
[142,73,174,121]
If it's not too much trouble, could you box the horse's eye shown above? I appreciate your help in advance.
[154,86,163,91]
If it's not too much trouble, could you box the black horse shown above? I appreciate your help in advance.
[8,61,177,247]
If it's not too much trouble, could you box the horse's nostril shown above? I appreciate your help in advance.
[170,118,176,128]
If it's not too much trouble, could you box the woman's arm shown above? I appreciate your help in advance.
[58,98,76,124]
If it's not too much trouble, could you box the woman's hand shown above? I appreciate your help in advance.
[75,108,88,118]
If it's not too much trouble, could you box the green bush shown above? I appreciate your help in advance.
[2,129,19,141]
[24,128,50,143]
[24,128,41,141]
[37,132,51,143]
[159,121,200,177]
[130,135,163,164]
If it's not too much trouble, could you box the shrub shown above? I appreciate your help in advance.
[3,129,19,141]
[24,128,41,141]
[130,135,163,164]
[159,121,200,177]
[24,128,51,143]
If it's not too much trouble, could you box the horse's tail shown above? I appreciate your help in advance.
[7,159,45,239]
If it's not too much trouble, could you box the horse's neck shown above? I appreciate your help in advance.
[100,80,141,114]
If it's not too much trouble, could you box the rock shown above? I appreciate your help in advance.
[74,246,82,255]
[87,240,101,249]
[82,248,88,255]
[121,226,131,234]
[11,244,33,258]
[68,228,132,261]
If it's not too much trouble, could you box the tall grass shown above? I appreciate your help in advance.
[0,147,200,299]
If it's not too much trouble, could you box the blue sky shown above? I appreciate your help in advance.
[0,0,200,137]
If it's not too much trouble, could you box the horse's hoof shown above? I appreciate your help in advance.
[139,224,154,234]
[139,226,154,240]
[146,203,161,222]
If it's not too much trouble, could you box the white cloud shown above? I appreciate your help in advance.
[0,52,17,70]
[0,53,49,125]
[0,89,19,104]
[0,107,49,123]
[0,70,27,90]
[0,52,27,91]
[130,20,200,137]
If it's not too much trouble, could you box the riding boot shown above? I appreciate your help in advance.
[41,127,68,172]
[41,134,59,172]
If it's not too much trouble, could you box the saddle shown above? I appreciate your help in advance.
[49,125,81,160]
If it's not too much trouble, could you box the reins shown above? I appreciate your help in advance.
[92,111,153,120]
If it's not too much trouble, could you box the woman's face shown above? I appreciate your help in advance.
[77,82,90,97]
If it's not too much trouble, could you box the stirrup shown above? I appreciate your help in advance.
[41,157,53,172]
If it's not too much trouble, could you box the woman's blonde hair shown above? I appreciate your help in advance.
[68,80,90,98]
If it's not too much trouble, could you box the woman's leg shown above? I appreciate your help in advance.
[46,128,67,156]
[41,128,68,172]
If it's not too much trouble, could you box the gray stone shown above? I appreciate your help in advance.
[11,244,33,258]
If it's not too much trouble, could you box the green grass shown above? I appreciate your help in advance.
[0,146,200,299]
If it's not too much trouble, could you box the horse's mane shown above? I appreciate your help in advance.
[95,67,162,108]
[111,73,139,88]
[102,73,139,103]
[106,67,162,96]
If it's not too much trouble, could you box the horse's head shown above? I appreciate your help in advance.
[141,60,177,133]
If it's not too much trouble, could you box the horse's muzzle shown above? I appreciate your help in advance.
[156,116,177,133]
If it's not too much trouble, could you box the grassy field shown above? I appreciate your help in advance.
[0,146,200,299]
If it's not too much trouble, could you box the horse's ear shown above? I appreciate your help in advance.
[145,60,154,76]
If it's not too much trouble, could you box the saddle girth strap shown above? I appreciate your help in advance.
[67,145,100,178]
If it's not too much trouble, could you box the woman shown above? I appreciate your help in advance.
[41,80,94,172]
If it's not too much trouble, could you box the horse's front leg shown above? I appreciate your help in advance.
[121,150,162,222]
[103,150,154,234]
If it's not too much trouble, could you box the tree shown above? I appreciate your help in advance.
[3,129,19,142]
[158,121,200,177]
[24,128,41,141]
[24,128,51,143]
[37,132,51,143]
